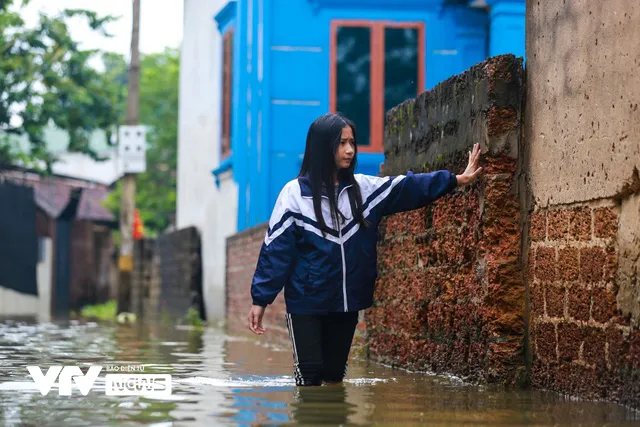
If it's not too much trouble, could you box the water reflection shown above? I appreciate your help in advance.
[0,317,639,426]
[290,384,356,425]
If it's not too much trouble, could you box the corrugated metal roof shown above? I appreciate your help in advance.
[1,170,115,222]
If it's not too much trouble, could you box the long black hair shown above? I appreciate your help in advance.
[298,112,368,235]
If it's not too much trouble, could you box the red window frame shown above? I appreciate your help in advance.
[221,28,234,160]
[329,20,426,153]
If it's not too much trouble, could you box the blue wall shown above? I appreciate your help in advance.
[486,0,526,58]
[217,0,525,231]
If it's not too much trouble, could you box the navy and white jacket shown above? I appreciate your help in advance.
[250,170,458,315]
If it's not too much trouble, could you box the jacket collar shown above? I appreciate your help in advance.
[298,174,352,199]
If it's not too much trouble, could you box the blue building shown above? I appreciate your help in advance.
[212,0,525,232]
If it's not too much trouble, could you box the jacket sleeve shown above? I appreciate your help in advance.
[380,170,458,216]
[250,185,298,307]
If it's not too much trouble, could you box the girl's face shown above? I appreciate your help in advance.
[335,126,355,170]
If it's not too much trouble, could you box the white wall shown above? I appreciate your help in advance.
[177,0,238,321]
[0,237,52,322]
[37,238,53,322]
[52,151,121,185]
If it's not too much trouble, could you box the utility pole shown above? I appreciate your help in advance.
[117,0,141,314]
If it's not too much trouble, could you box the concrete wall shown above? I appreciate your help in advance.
[177,0,239,321]
[369,55,526,384]
[0,237,52,321]
[131,227,202,321]
[37,238,53,322]
[526,0,640,408]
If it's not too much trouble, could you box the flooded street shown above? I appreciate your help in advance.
[0,318,639,426]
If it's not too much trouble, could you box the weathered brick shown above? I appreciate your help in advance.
[558,247,579,281]
[551,363,597,397]
[530,282,545,316]
[591,287,617,324]
[402,237,420,269]
[535,321,557,362]
[582,326,606,366]
[409,271,438,303]
[427,303,449,341]
[452,303,478,340]
[580,247,606,282]
[557,322,581,361]
[569,207,592,241]
[530,210,547,241]
[487,106,518,136]
[568,286,591,321]
[457,271,483,303]
[406,208,429,235]
[439,276,457,304]
[378,239,402,272]
[606,326,629,370]
[604,245,618,283]
[629,329,640,369]
[450,341,470,374]
[545,284,565,318]
[372,54,525,386]
[385,213,406,236]
[528,249,535,282]
[432,197,461,229]
[531,359,549,389]
[373,272,394,302]
[535,247,556,282]
[593,207,618,239]
[548,209,570,241]
[467,342,487,375]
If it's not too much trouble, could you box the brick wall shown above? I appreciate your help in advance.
[526,0,640,408]
[368,55,527,385]
[529,203,640,405]
[225,223,289,337]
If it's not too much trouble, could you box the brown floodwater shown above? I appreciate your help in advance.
[0,317,639,426]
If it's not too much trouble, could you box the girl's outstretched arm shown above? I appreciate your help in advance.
[248,184,299,333]
[368,143,483,217]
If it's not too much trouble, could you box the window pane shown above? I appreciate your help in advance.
[222,31,233,156]
[384,28,419,114]
[336,26,371,146]
[227,32,233,148]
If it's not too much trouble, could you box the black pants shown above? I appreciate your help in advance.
[285,311,359,386]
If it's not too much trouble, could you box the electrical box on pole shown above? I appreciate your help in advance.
[118,125,147,174]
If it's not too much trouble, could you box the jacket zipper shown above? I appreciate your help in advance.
[338,218,348,312]
[302,185,352,312]
[336,186,350,312]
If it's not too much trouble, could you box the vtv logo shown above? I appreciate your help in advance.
[27,366,102,396]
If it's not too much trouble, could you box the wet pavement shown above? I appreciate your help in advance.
[0,318,639,426]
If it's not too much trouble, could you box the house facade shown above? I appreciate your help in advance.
[0,169,117,320]
[177,0,525,320]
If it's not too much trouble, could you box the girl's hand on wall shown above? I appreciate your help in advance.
[456,143,483,186]
[248,305,266,335]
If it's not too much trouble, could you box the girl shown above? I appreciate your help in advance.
[248,112,483,386]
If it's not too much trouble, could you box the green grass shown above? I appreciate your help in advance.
[80,300,117,321]
[183,307,205,328]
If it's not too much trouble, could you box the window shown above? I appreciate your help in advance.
[221,29,234,159]
[330,21,425,153]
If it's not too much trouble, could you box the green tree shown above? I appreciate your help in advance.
[0,0,120,170]
[104,49,179,235]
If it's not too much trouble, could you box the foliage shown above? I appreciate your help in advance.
[103,49,179,235]
[79,300,117,321]
[183,307,205,328]
[0,0,121,171]
[1,1,179,235]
